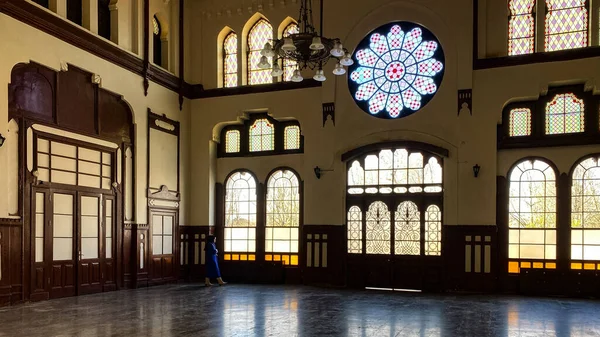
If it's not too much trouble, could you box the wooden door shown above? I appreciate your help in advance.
[149,210,177,284]
[49,191,77,299]
[103,196,116,291]
[77,193,103,295]
[31,188,50,300]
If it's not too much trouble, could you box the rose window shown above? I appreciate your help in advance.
[348,22,445,119]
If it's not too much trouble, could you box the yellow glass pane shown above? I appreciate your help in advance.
[584,263,595,270]
[533,262,544,269]
[291,255,298,266]
[274,255,281,261]
[282,255,290,265]
[545,262,556,269]
[508,261,520,273]
[249,254,256,261]
[265,254,272,261]
[232,254,239,261]
[520,262,531,269]
[240,254,248,261]
[224,254,231,260]
[571,262,582,270]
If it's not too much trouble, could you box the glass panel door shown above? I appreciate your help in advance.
[78,193,103,295]
[50,192,76,298]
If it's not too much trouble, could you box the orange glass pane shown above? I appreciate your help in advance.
[545,262,556,269]
[282,255,290,265]
[224,254,231,260]
[240,254,248,261]
[508,261,520,273]
[291,255,298,266]
[274,255,281,261]
[520,262,531,269]
[533,262,544,268]
[232,254,239,261]
[265,254,272,261]
[571,262,583,270]
[249,254,256,261]
[584,263,595,270]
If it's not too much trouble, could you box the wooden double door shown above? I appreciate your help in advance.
[32,187,117,299]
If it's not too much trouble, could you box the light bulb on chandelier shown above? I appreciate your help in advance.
[270,63,283,77]
[313,69,326,82]
[333,63,346,75]
[291,69,303,82]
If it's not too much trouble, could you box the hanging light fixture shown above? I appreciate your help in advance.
[259,0,350,82]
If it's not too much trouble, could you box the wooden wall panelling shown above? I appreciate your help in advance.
[179,226,211,281]
[303,225,344,286]
[0,219,23,306]
[136,224,150,288]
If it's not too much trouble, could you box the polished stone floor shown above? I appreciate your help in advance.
[1,284,600,337]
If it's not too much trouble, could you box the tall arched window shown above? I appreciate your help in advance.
[282,22,299,81]
[571,156,600,270]
[266,169,300,265]
[508,0,536,55]
[224,171,257,261]
[249,118,275,152]
[395,201,420,255]
[545,0,588,51]
[153,15,162,67]
[366,201,391,254]
[223,32,238,88]
[508,159,557,273]
[545,93,585,134]
[248,19,273,85]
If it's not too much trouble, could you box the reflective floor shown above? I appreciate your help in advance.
[1,284,600,336]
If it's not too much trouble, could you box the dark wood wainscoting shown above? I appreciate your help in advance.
[302,225,344,286]
[179,226,212,281]
[123,223,150,288]
[0,219,23,306]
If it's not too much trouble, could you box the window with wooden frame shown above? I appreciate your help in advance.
[508,0,536,55]
[218,114,303,157]
[499,85,599,149]
[247,19,273,85]
[344,144,445,257]
[507,158,557,273]
[223,31,238,88]
[545,0,588,52]
[282,22,299,81]
[222,168,303,266]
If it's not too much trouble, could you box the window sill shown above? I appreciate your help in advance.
[191,79,322,99]
[475,46,600,70]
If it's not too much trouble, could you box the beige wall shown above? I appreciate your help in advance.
[0,13,190,225]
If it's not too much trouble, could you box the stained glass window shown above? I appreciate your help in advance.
[248,19,273,85]
[249,119,275,152]
[508,159,557,273]
[152,17,159,35]
[282,23,299,81]
[347,206,363,253]
[545,93,585,134]
[545,0,588,51]
[224,171,257,258]
[266,170,300,266]
[571,157,600,267]
[509,108,532,137]
[366,201,391,254]
[223,32,238,88]
[225,130,240,153]
[284,125,300,150]
[425,205,442,256]
[508,0,536,55]
[395,201,420,255]
[348,22,445,119]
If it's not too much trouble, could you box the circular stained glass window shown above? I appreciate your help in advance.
[348,22,445,119]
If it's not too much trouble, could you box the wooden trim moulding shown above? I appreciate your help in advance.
[188,80,322,99]
[475,47,600,70]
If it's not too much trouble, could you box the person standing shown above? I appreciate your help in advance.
[205,235,226,286]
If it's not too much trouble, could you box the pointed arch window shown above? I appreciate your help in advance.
[366,201,391,255]
[223,32,238,88]
[545,93,585,134]
[571,156,600,269]
[249,118,275,152]
[266,170,301,265]
[347,206,363,253]
[508,159,557,273]
[545,0,588,51]
[395,201,420,256]
[248,19,273,85]
[223,171,257,261]
[282,22,299,81]
[153,15,162,67]
[508,0,536,55]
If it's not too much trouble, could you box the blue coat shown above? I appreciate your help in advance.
[205,242,221,278]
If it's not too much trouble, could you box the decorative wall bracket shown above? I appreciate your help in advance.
[458,89,472,115]
[323,102,335,127]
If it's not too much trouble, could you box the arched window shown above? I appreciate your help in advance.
[284,125,300,150]
[509,108,532,137]
[249,118,275,152]
[508,159,557,273]
[223,32,238,88]
[282,22,299,81]
[98,0,111,40]
[225,130,240,153]
[347,206,363,253]
[425,205,442,256]
[545,93,585,134]
[571,156,600,269]
[508,0,536,55]
[248,19,273,85]
[395,201,420,255]
[545,0,588,51]
[153,15,162,67]
[224,171,257,261]
[366,201,391,254]
[266,169,300,265]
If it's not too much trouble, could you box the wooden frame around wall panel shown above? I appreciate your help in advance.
[0,218,23,307]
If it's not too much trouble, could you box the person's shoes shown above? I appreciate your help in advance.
[217,278,227,286]
[205,278,213,286]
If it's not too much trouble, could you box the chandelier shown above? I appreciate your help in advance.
[257,0,353,82]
